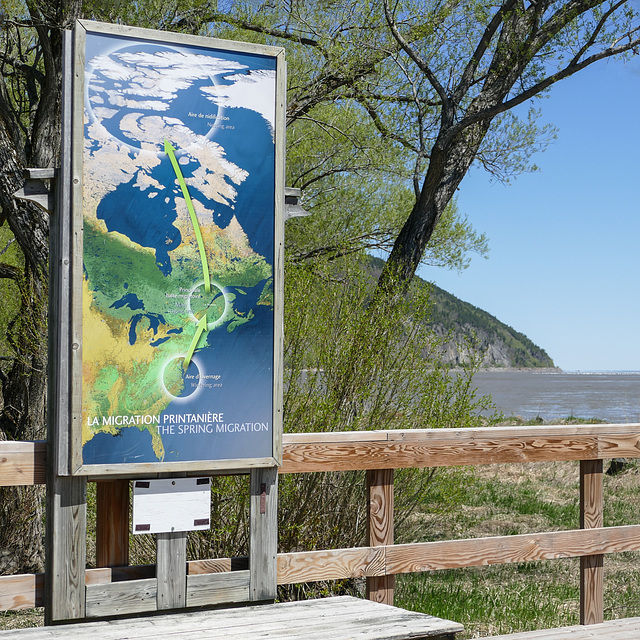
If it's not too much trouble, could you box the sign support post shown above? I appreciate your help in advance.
[45,20,285,623]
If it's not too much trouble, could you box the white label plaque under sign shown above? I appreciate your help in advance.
[132,478,211,534]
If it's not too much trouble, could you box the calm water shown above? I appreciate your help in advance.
[472,370,640,423]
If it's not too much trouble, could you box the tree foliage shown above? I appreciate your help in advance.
[178,0,640,287]
[1,0,639,576]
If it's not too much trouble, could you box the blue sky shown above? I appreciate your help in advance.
[422,56,640,372]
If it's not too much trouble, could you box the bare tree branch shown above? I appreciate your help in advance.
[177,10,322,48]
[453,0,521,103]
[383,0,451,115]
[0,262,21,281]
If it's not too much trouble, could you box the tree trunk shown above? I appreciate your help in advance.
[0,115,50,575]
[377,117,492,294]
[0,0,81,575]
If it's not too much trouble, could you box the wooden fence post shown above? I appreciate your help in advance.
[580,459,604,625]
[96,480,130,568]
[156,530,187,610]
[45,475,87,623]
[366,468,394,605]
[250,466,278,602]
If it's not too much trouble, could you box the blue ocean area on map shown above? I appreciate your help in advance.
[95,107,273,275]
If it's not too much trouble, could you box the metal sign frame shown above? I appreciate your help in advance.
[56,20,285,476]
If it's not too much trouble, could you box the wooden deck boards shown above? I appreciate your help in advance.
[0,596,462,639]
[485,617,640,638]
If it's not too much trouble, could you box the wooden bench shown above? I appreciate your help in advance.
[0,596,463,639]
[485,617,640,638]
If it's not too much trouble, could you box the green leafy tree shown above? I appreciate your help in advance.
[2,0,639,577]
[183,1,640,290]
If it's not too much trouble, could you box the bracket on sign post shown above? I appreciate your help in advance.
[260,483,267,514]
[13,168,58,214]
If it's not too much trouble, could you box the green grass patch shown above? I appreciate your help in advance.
[396,563,580,638]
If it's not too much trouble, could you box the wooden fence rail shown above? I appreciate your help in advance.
[2,423,640,625]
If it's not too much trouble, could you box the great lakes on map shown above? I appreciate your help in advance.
[80,33,277,466]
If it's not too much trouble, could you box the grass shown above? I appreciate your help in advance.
[395,450,640,638]
[396,562,581,637]
[0,609,43,630]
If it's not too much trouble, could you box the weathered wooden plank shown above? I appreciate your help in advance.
[580,459,604,625]
[386,525,640,574]
[388,424,640,440]
[249,466,278,601]
[96,480,129,568]
[156,531,187,610]
[44,474,86,623]
[187,557,249,574]
[0,574,44,610]
[283,431,390,444]
[0,441,46,486]
[277,547,385,584]
[3,424,640,485]
[483,616,640,638]
[281,438,601,473]
[85,578,157,617]
[272,49,286,468]
[1,567,158,612]
[186,570,250,607]
[85,565,155,586]
[366,469,394,605]
[77,19,285,58]
[596,434,640,458]
[76,457,275,477]
[13,178,55,214]
[0,596,463,639]
[10,522,639,613]
[48,28,74,478]
[69,19,86,475]
[24,168,57,180]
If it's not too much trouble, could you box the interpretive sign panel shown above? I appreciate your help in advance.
[67,21,285,474]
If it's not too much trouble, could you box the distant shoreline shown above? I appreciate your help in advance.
[477,367,562,373]
[476,368,640,374]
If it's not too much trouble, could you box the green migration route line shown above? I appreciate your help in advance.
[164,138,211,293]
[183,314,208,370]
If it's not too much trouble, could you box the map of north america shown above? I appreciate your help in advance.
[81,35,276,465]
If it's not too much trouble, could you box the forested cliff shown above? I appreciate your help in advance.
[368,257,555,369]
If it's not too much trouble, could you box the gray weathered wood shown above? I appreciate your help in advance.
[69,19,86,475]
[85,578,157,618]
[44,30,88,625]
[78,19,284,58]
[13,178,56,214]
[44,475,87,623]
[249,466,278,601]
[156,531,187,610]
[0,596,463,639]
[186,571,250,607]
[76,457,276,477]
[272,49,286,467]
[50,25,73,479]
[483,616,640,638]
[24,168,57,179]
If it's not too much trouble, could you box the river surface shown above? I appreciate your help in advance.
[472,370,640,423]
